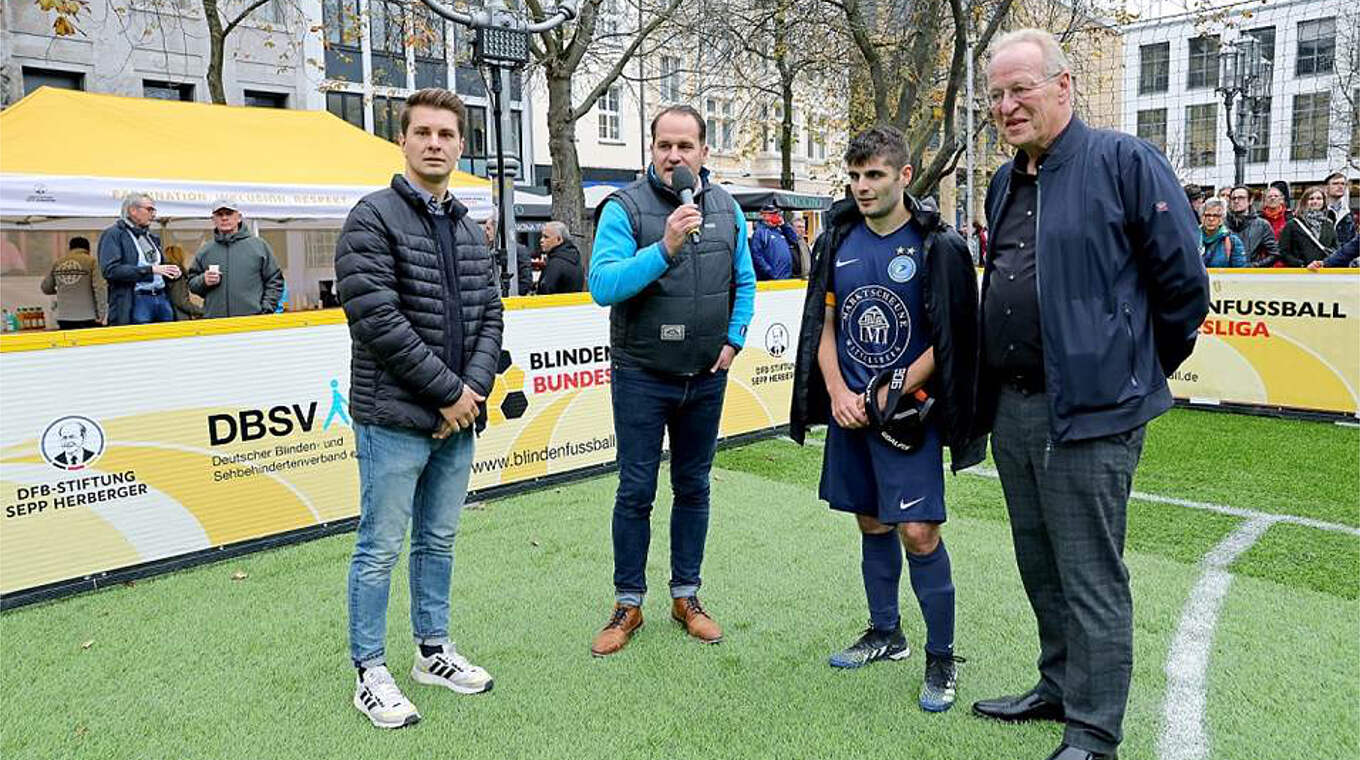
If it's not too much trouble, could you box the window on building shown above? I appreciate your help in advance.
[1243,25,1276,88]
[599,86,621,141]
[1239,96,1270,164]
[243,89,288,108]
[1184,103,1217,167]
[659,56,680,102]
[1352,91,1360,159]
[143,80,194,101]
[1138,42,1169,95]
[413,5,448,89]
[460,105,489,177]
[370,0,408,89]
[326,91,365,129]
[599,0,620,36]
[1296,18,1335,77]
[1187,36,1220,90]
[322,0,363,82]
[1136,108,1167,153]
[721,100,734,151]
[1290,91,1330,161]
[258,0,286,25]
[21,67,84,95]
[373,95,404,143]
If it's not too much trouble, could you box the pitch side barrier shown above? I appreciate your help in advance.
[1,271,1355,608]
[0,283,805,609]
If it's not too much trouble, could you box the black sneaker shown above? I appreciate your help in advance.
[919,652,966,712]
[828,625,910,669]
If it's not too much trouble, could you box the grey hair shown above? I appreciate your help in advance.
[543,220,569,239]
[991,28,1071,76]
[120,192,153,221]
[1202,197,1229,215]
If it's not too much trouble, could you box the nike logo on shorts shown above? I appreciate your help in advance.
[899,497,925,511]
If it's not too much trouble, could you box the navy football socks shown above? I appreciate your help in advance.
[907,539,956,656]
[861,530,902,631]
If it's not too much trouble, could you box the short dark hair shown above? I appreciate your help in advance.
[1325,171,1346,183]
[649,105,706,144]
[1183,184,1204,202]
[844,126,911,170]
[401,88,468,139]
[69,236,90,250]
[1230,185,1252,198]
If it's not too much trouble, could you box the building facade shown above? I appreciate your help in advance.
[1120,0,1358,192]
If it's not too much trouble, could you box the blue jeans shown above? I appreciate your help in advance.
[610,364,727,606]
[347,423,475,667]
[131,291,174,324]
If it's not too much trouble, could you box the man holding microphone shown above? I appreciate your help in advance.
[587,104,757,657]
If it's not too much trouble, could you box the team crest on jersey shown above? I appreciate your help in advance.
[840,285,911,369]
[888,254,916,283]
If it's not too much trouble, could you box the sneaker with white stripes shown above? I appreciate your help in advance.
[353,665,421,729]
[828,625,911,669]
[411,644,494,694]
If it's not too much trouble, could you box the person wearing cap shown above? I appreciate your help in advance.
[750,202,799,280]
[187,198,284,318]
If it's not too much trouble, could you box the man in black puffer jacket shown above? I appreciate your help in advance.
[334,88,503,730]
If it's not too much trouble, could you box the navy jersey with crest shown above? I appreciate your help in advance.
[829,219,929,392]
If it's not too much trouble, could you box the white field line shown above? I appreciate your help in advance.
[1158,516,1279,760]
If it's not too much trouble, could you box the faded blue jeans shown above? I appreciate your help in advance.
[347,423,475,667]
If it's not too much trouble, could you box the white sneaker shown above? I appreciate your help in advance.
[411,644,494,694]
[353,665,421,729]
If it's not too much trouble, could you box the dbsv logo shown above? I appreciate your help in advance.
[208,403,319,445]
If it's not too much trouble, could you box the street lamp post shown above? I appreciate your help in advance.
[1216,36,1267,188]
[417,0,580,297]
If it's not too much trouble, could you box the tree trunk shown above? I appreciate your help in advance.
[202,0,228,104]
[780,73,795,190]
[546,71,592,261]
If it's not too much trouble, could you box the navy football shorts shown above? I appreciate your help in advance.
[818,419,946,525]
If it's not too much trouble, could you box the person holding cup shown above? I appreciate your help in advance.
[187,197,284,318]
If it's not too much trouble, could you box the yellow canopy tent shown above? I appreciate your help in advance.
[0,87,491,221]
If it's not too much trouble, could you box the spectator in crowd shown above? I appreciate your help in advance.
[41,236,107,330]
[187,198,285,317]
[481,214,534,295]
[1260,184,1290,240]
[1308,236,1359,269]
[535,220,584,295]
[970,220,989,263]
[1226,186,1280,267]
[750,203,798,280]
[1324,172,1355,245]
[1199,198,1247,267]
[161,245,203,319]
[98,192,181,325]
[1279,186,1338,267]
[1270,179,1292,204]
[1216,186,1231,203]
[791,216,813,278]
[1184,184,1205,220]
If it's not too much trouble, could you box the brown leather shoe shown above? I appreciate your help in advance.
[590,604,643,657]
[671,596,723,644]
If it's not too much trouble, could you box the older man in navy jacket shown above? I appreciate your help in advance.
[968,30,1209,760]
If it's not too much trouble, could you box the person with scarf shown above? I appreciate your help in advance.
[1226,186,1280,266]
[1260,184,1290,241]
[1279,186,1338,267]
[1199,198,1246,267]
[97,192,182,325]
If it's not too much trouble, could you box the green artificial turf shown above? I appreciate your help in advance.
[1,408,1357,759]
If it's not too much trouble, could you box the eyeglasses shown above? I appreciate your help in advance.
[988,72,1063,106]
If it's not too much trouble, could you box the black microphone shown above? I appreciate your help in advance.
[671,165,702,244]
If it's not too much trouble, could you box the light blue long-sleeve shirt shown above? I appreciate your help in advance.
[588,192,757,349]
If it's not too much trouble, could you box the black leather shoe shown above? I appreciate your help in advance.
[971,688,1065,722]
[1044,743,1116,760]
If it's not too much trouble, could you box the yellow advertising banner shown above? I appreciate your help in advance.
[0,286,805,600]
[1169,271,1359,415]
